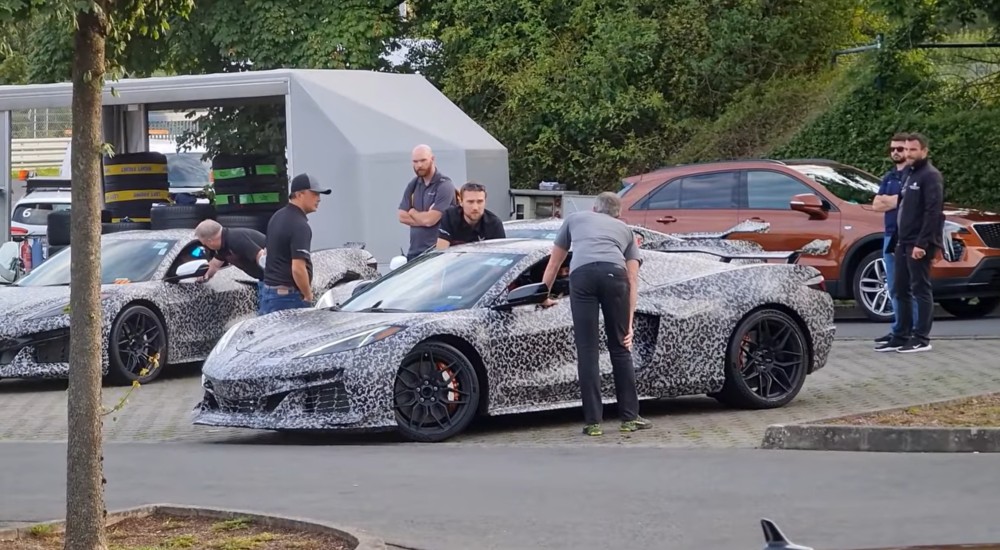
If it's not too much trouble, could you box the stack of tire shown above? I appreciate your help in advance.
[150,202,217,230]
[45,208,119,259]
[210,153,288,234]
[102,152,169,232]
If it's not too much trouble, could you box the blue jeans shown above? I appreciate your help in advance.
[883,235,918,336]
[258,283,310,315]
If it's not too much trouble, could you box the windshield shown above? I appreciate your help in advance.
[340,251,525,313]
[166,153,211,188]
[787,164,882,205]
[17,238,176,286]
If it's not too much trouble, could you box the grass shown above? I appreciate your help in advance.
[822,393,1000,427]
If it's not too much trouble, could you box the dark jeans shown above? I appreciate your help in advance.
[893,243,934,344]
[259,283,310,315]
[569,262,639,425]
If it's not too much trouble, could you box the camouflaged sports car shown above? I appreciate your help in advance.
[193,237,836,442]
[0,229,379,385]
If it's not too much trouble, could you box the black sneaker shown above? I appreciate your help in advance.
[874,338,907,352]
[874,333,893,344]
[897,339,932,353]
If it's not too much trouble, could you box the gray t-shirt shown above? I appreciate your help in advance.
[553,211,641,272]
[398,170,456,257]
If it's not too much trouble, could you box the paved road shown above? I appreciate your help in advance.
[2,442,1000,550]
[3,338,999,448]
[833,303,1000,339]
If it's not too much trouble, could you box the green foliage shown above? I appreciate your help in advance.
[409,0,867,194]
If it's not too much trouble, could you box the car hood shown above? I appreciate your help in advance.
[943,203,1000,222]
[0,285,72,332]
[223,308,426,359]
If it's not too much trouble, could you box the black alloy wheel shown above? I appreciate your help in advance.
[716,309,809,409]
[108,305,168,385]
[393,341,481,443]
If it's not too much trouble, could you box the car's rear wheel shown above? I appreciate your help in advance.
[715,309,809,409]
[853,250,894,322]
[107,305,168,386]
[393,341,480,442]
[939,296,1000,319]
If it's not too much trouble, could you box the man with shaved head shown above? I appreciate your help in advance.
[398,144,456,260]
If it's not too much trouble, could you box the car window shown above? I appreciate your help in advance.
[787,164,881,204]
[745,170,817,209]
[166,153,211,188]
[637,171,738,210]
[505,228,560,240]
[12,203,71,226]
[15,238,177,287]
[340,251,524,313]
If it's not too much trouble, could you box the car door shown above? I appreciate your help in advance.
[634,171,740,234]
[737,169,843,280]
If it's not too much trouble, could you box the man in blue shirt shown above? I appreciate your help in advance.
[872,133,916,350]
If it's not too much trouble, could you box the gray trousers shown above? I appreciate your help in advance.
[569,262,639,424]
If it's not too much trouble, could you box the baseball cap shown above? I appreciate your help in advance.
[290,173,331,195]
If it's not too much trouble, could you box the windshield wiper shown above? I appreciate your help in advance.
[356,300,409,313]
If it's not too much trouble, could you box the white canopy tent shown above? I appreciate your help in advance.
[0,69,510,265]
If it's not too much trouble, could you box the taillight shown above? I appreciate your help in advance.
[10,227,27,236]
[804,274,826,291]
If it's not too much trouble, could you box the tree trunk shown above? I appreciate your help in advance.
[65,6,109,550]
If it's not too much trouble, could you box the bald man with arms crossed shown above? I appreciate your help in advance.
[398,144,457,260]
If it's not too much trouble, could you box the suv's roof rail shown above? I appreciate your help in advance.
[652,158,787,170]
[779,158,843,165]
[25,177,72,194]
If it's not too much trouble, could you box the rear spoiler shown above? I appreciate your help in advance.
[656,238,832,265]
[26,178,72,194]
[672,218,771,240]
[657,246,803,264]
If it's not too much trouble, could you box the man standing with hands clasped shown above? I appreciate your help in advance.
[884,133,944,353]
[260,173,330,315]
[540,192,651,437]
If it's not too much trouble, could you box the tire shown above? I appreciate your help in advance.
[939,297,1000,319]
[715,308,809,409]
[393,341,481,442]
[106,304,168,385]
[852,249,894,322]
[102,152,171,222]
[150,203,217,230]
[102,221,151,234]
[211,153,288,215]
[217,212,273,234]
[46,210,72,247]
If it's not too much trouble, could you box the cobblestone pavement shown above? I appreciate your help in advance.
[1,339,998,448]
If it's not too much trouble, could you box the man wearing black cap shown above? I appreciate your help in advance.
[260,173,331,315]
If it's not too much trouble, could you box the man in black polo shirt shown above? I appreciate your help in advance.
[398,144,457,260]
[436,181,506,248]
[260,173,330,315]
[194,219,266,282]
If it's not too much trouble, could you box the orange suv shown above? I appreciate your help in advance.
[617,159,1000,321]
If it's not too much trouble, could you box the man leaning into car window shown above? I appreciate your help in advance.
[194,219,266,283]
[539,192,652,437]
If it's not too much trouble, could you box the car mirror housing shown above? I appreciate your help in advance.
[169,259,209,282]
[493,282,549,311]
[790,193,828,220]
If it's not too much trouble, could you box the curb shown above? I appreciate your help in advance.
[761,423,1000,452]
[0,503,388,550]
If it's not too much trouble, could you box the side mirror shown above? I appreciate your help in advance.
[789,193,828,220]
[0,241,23,284]
[170,259,209,282]
[493,282,549,311]
[389,255,407,272]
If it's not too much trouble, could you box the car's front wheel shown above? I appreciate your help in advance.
[107,304,168,385]
[393,341,481,442]
[715,309,809,409]
[853,250,894,322]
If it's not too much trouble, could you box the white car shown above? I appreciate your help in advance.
[10,179,71,238]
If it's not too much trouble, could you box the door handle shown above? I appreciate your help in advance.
[656,216,676,224]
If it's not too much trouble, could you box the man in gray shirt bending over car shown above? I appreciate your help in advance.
[540,192,651,437]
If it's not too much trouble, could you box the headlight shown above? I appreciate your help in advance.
[205,319,247,364]
[942,221,968,262]
[297,325,404,358]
